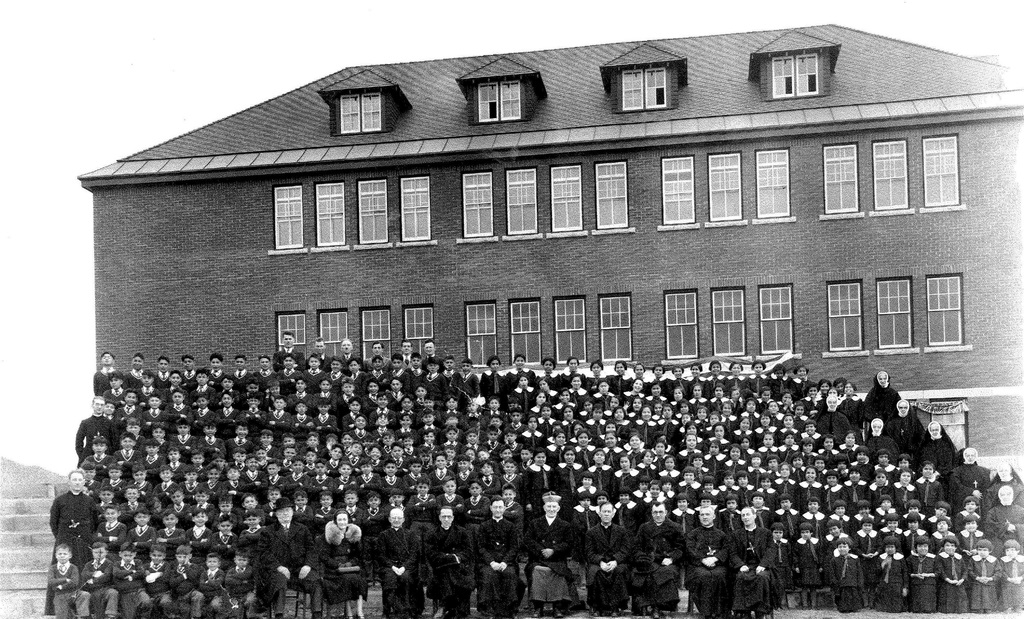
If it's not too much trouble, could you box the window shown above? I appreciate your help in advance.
[712,289,746,356]
[873,141,908,210]
[662,157,695,224]
[759,286,793,354]
[756,150,790,218]
[274,186,303,249]
[927,276,963,345]
[510,301,541,363]
[622,68,666,110]
[277,313,306,345]
[400,177,430,241]
[404,307,434,355]
[315,183,345,246]
[466,303,497,365]
[463,173,493,238]
[358,180,388,244]
[319,311,349,357]
[361,309,391,359]
[824,145,859,213]
[827,283,863,351]
[550,166,583,231]
[339,93,381,133]
[478,81,521,122]
[665,292,698,359]
[709,154,742,221]
[554,298,586,362]
[876,279,912,348]
[600,296,632,361]
[772,54,818,98]
[506,169,538,235]
[923,137,960,207]
[595,162,628,229]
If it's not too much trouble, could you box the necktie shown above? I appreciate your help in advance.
[950,556,957,580]
[883,555,892,583]
[840,556,849,580]
[568,468,576,492]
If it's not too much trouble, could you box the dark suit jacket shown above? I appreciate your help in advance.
[586,523,632,565]
[256,521,317,574]
[377,526,420,570]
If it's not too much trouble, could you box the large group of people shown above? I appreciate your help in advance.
[48,335,1024,619]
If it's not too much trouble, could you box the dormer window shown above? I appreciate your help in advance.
[478,81,521,122]
[340,93,382,133]
[771,54,818,98]
[622,68,666,110]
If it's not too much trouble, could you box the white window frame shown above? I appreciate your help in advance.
[400,177,431,242]
[358,180,388,244]
[599,296,632,362]
[823,145,859,214]
[662,157,695,224]
[361,309,391,359]
[404,307,434,355]
[827,283,863,351]
[772,54,818,98]
[463,172,494,238]
[554,298,586,363]
[772,57,794,98]
[274,186,304,249]
[510,301,541,364]
[873,141,909,211]
[759,286,793,354]
[278,313,307,345]
[506,169,538,235]
[339,93,382,133]
[877,279,912,349]
[319,311,349,358]
[465,303,497,365]
[756,150,790,218]
[923,137,960,207]
[621,68,666,111]
[595,162,628,229]
[550,166,583,232]
[709,153,742,221]
[665,291,698,359]
[478,81,521,122]
[315,183,346,247]
[712,289,746,356]
[926,276,963,346]
[796,54,819,96]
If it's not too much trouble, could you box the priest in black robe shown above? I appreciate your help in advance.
[631,502,684,617]
[525,492,574,617]
[425,506,474,619]
[685,505,730,619]
[585,502,632,615]
[729,507,773,617]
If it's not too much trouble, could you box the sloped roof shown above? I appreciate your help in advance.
[456,56,546,98]
[101,24,1010,165]
[318,68,412,111]
[600,43,688,91]
[749,30,842,80]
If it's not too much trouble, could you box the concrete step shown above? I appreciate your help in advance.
[0,531,53,548]
[0,513,49,532]
[0,498,52,516]
[0,569,47,591]
[0,589,46,618]
[0,547,52,572]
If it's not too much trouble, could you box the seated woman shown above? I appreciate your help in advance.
[321,511,366,619]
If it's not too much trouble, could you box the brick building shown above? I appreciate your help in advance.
[81,25,1023,454]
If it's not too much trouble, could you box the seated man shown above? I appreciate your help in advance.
[585,502,632,615]
[526,492,574,617]
[424,506,474,619]
[255,497,322,619]
[730,507,773,619]
[378,507,421,619]
[477,498,521,619]
[632,503,685,618]
[685,505,729,619]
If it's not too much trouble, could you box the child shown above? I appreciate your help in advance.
[906,536,938,612]
[80,541,118,619]
[198,551,226,614]
[829,536,864,613]
[166,544,204,619]
[222,550,258,617]
[936,535,968,613]
[1001,539,1024,611]
[873,536,908,613]
[112,542,144,619]
[766,523,793,609]
[48,544,89,619]
[793,522,825,607]
[969,538,1001,612]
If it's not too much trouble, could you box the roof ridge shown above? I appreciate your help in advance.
[826,24,1008,70]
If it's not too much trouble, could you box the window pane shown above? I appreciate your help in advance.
[824,145,859,213]
[463,173,493,237]
[709,154,741,220]
[275,186,303,249]
[645,68,666,108]
[665,292,698,358]
[510,301,541,363]
[622,70,643,110]
[361,93,381,131]
[797,54,818,95]
[772,57,794,97]
[278,313,307,345]
[340,96,360,133]
[759,286,793,353]
[478,84,498,121]
[554,298,586,362]
[401,177,430,241]
[827,283,862,350]
[506,169,538,234]
[320,311,348,344]
[663,157,695,224]
[358,180,387,243]
[361,309,391,358]
[756,150,790,218]
[404,307,434,354]
[316,183,345,246]
[923,137,960,206]
[466,303,496,365]
[927,276,963,345]
[551,166,582,231]
[596,162,628,229]
[600,297,631,361]
[874,141,908,210]
[500,81,521,120]
[712,289,745,355]
[877,280,911,348]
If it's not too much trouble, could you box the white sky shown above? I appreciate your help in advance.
[0,0,1022,472]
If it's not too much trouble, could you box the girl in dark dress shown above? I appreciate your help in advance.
[321,511,366,619]
[873,536,908,612]
[829,537,864,613]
